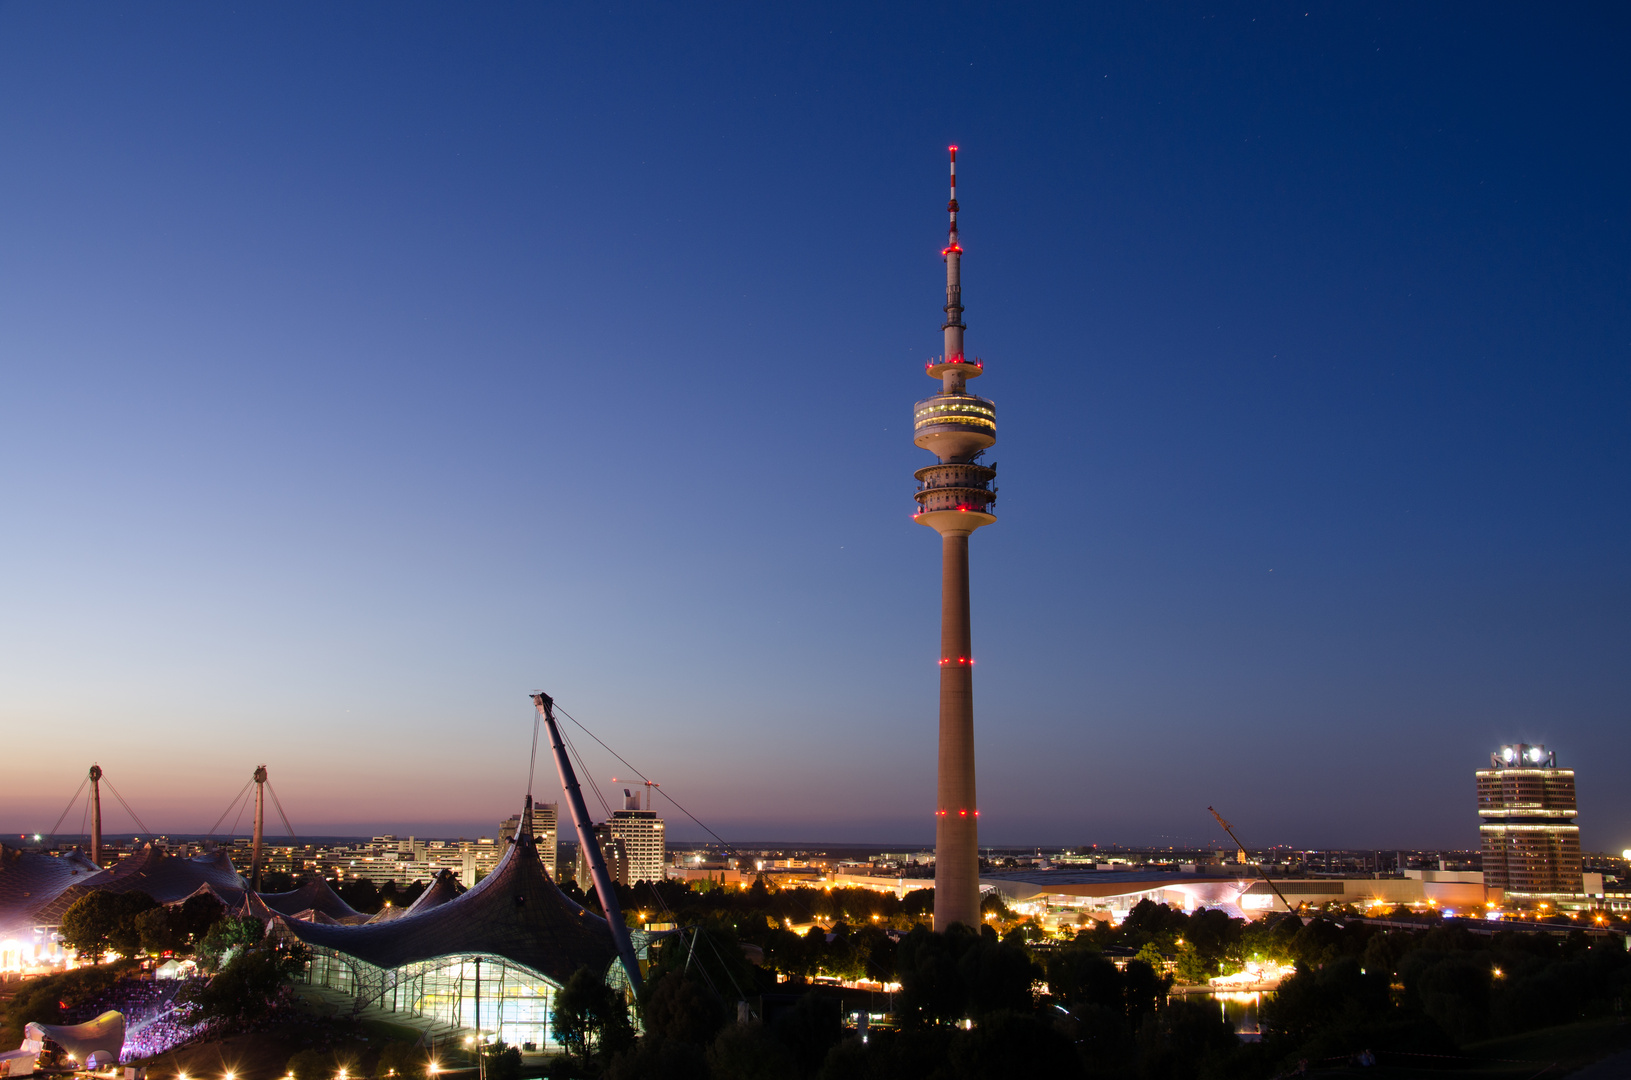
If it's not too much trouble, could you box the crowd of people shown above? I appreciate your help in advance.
[120,1005,217,1062]
[64,976,187,1029]
[59,974,216,1062]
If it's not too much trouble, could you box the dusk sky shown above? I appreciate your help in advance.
[1,4,1626,851]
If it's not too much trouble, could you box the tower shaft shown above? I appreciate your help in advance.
[933,532,980,928]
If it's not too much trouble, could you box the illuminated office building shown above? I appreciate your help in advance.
[1477,743,1582,899]
[501,803,559,881]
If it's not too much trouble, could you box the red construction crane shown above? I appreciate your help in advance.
[1208,806,1297,916]
[611,777,660,810]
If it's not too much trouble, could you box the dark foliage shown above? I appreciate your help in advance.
[895,924,1039,1024]
[195,914,266,974]
[59,890,158,959]
[551,965,635,1062]
[185,940,306,1021]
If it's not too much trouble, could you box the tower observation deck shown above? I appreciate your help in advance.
[913,146,996,931]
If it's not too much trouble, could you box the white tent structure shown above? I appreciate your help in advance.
[23,1011,124,1068]
[0,1046,39,1077]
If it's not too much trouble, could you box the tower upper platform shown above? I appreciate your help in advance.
[913,392,996,460]
[912,147,997,537]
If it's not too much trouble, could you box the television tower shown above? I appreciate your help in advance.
[912,146,997,930]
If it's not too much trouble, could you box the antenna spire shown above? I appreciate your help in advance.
[943,146,965,363]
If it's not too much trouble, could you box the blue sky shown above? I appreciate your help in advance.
[1,3,1626,850]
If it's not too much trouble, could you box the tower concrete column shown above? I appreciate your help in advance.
[933,530,980,928]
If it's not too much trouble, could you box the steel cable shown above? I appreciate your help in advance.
[553,702,737,857]
[102,775,156,840]
[207,781,254,840]
[46,775,90,843]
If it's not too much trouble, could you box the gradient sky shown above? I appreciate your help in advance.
[1,3,1626,851]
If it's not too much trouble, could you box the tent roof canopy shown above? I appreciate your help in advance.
[278,831,617,986]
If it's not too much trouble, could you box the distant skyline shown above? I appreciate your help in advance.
[1,4,1626,852]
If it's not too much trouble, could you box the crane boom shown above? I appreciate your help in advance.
[1207,806,1296,916]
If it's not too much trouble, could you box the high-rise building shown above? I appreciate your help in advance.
[1477,744,1582,899]
[569,791,664,889]
[575,829,628,893]
[608,788,665,885]
[500,803,559,881]
[911,147,998,931]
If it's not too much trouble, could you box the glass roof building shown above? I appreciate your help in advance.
[275,824,647,1050]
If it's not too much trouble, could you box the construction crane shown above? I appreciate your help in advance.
[1208,806,1297,916]
[611,777,660,810]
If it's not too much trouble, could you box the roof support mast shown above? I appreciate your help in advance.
[89,765,103,867]
[251,766,268,891]
[531,692,643,993]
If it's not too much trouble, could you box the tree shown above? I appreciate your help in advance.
[60,891,158,960]
[480,1041,522,1080]
[375,1041,425,1079]
[706,1023,795,1080]
[947,1010,1085,1080]
[187,943,304,1021]
[1174,943,1214,985]
[1134,998,1241,1080]
[640,972,726,1047]
[1120,959,1168,1029]
[1134,941,1168,971]
[957,932,1038,1017]
[551,966,634,1062]
[137,907,179,955]
[195,915,265,974]
[172,893,227,950]
[334,877,382,914]
[287,1048,335,1080]
[895,926,969,1024]
[1046,947,1122,1012]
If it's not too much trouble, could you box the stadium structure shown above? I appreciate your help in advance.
[274,811,648,1050]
